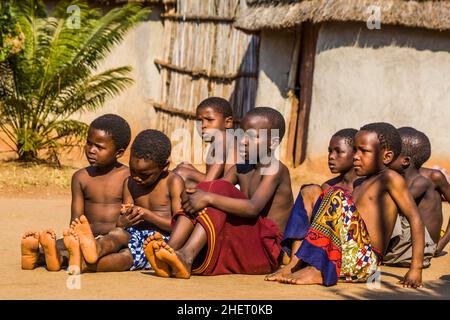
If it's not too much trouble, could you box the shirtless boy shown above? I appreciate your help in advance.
[266,128,362,281]
[65,129,185,273]
[278,122,425,288]
[385,127,442,267]
[410,130,450,255]
[145,107,294,278]
[21,114,131,271]
[174,97,235,189]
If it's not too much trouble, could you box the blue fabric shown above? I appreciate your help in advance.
[281,192,322,256]
[125,227,170,271]
[296,238,339,286]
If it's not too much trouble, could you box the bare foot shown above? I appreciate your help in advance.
[154,241,191,279]
[21,231,40,270]
[39,230,61,271]
[265,256,301,282]
[63,229,81,275]
[265,266,294,282]
[279,266,323,285]
[71,215,98,264]
[143,233,170,278]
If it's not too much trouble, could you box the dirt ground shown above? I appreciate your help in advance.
[2,195,449,300]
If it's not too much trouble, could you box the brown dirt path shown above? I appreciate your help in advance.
[1,197,449,300]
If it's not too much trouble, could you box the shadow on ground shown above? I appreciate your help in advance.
[332,271,450,300]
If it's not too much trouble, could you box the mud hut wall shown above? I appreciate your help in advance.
[305,21,450,172]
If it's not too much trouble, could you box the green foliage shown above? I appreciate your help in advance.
[0,0,149,162]
[0,0,23,61]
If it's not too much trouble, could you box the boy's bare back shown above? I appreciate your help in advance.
[407,174,442,243]
[71,163,129,236]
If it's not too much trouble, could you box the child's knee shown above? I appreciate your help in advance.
[119,248,134,266]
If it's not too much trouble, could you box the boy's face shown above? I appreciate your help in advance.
[353,130,391,176]
[196,106,232,142]
[328,136,354,174]
[129,156,168,187]
[84,127,121,168]
[239,115,276,162]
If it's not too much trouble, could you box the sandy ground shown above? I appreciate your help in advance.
[2,197,450,300]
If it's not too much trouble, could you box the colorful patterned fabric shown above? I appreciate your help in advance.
[125,227,170,271]
[296,186,382,286]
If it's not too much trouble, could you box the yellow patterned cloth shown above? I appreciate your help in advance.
[296,186,382,286]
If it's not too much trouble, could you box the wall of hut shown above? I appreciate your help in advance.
[254,29,298,163]
[305,21,450,171]
[152,0,260,165]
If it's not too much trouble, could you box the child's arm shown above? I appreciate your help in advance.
[70,171,84,224]
[183,167,281,219]
[174,164,205,185]
[126,175,184,232]
[387,171,424,288]
[222,165,238,185]
[169,173,186,216]
[430,170,450,254]
[116,178,141,228]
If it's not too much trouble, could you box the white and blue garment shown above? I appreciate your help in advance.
[125,227,170,270]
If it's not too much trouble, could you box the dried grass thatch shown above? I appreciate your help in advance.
[235,0,450,31]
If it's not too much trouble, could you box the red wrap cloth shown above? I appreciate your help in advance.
[176,179,282,276]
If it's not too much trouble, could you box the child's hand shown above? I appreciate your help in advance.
[117,204,144,228]
[121,203,133,215]
[127,206,145,226]
[400,269,423,288]
[182,188,210,215]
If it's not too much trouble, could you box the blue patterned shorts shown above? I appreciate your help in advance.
[125,227,170,271]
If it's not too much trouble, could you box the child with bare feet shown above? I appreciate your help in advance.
[146,107,294,279]
[66,130,185,273]
[278,122,425,288]
[266,128,362,281]
[384,127,442,267]
[21,114,131,272]
[174,97,236,189]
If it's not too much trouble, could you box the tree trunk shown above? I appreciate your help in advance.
[17,149,38,162]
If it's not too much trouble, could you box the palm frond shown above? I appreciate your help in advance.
[0,0,149,161]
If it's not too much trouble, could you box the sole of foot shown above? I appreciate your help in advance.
[21,231,40,270]
[143,234,170,278]
[39,229,61,271]
[154,242,190,279]
[71,215,98,264]
[63,229,81,275]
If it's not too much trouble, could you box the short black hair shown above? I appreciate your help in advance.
[131,129,171,167]
[359,122,402,160]
[197,97,233,119]
[90,114,131,151]
[244,107,286,140]
[332,128,358,146]
[397,127,431,168]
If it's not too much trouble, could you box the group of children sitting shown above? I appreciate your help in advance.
[20,97,450,289]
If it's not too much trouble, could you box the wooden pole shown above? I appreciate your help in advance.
[285,25,302,165]
[294,22,319,167]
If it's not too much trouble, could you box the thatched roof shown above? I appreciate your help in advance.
[235,0,450,32]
